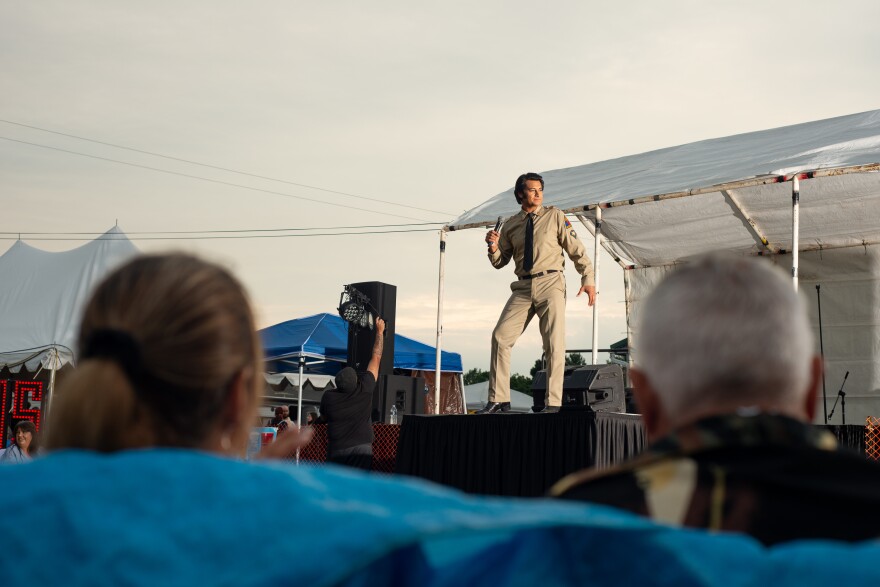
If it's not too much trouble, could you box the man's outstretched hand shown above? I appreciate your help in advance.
[577,285,596,306]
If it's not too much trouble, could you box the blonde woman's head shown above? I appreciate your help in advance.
[47,254,262,456]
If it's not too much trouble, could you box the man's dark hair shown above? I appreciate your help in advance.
[335,367,358,393]
[514,172,544,204]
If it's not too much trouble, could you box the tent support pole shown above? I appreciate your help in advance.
[296,356,304,464]
[45,346,59,425]
[575,213,632,269]
[623,268,633,388]
[792,176,800,290]
[459,372,465,412]
[434,230,447,414]
[591,207,601,365]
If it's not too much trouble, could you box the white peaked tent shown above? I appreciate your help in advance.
[464,380,533,413]
[441,109,880,425]
[0,227,139,378]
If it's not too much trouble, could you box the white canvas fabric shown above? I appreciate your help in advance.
[263,373,335,389]
[0,227,139,371]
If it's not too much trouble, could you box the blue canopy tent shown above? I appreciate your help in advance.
[259,313,464,421]
[260,313,462,372]
[262,313,350,375]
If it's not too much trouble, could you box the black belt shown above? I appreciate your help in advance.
[519,270,560,280]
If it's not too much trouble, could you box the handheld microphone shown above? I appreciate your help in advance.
[488,216,503,250]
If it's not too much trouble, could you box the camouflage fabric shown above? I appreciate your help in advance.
[551,413,880,545]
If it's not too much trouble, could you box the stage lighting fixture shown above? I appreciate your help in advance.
[338,285,377,330]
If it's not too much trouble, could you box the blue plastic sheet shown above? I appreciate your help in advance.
[1,450,878,586]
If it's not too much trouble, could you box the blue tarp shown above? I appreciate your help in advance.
[260,313,463,373]
[2,450,879,586]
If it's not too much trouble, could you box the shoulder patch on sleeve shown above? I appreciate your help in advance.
[564,217,573,229]
[570,230,578,238]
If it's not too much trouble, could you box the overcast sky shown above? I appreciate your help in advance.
[2,1,878,376]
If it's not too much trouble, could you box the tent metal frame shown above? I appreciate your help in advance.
[265,353,345,449]
[446,164,879,233]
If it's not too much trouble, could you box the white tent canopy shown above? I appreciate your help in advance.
[464,380,533,413]
[449,109,880,245]
[0,227,139,372]
[445,109,880,424]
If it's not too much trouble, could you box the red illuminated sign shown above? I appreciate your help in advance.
[0,381,8,442]
[1,380,43,446]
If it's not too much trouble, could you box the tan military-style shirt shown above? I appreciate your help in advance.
[488,206,594,287]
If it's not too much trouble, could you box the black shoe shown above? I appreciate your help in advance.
[530,405,559,413]
[529,406,559,414]
[475,402,511,414]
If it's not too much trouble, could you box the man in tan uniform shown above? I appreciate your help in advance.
[477,172,595,414]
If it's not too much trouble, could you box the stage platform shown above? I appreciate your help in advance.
[394,411,646,497]
[298,418,867,499]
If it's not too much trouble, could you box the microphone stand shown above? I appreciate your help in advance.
[828,371,849,425]
[816,285,828,424]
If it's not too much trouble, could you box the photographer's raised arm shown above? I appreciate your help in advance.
[366,318,386,382]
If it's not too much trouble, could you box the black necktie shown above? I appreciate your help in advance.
[523,213,535,272]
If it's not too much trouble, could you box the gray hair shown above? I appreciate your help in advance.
[634,255,814,418]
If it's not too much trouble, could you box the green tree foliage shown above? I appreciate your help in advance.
[529,352,587,378]
[463,367,490,385]
[529,359,543,378]
[566,352,586,366]
[510,373,533,396]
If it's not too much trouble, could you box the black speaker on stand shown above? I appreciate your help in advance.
[345,281,396,375]
[339,281,428,423]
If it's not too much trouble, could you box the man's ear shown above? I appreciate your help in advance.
[630,368,665,442]
[803,355,823,423]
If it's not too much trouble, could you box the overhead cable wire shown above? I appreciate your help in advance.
[0,228,441,242]
[0,222,442,236]
[0,119,455,216]
[0,136,444,223]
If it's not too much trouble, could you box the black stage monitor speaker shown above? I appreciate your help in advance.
[346,281,396,377]
[531,364,625,413]
[373,374,426,423]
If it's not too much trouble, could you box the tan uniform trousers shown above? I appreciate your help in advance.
[488,271,566,406]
